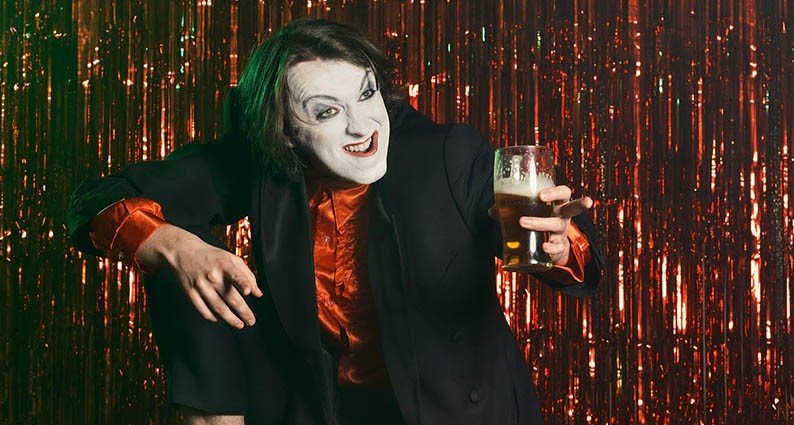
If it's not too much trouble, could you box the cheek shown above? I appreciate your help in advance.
[374,104,389,123]
[294,124,325,148]
[299,128,343,160]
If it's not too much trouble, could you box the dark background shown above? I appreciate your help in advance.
[2,0,792,423]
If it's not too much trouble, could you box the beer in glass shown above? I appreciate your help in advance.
[494,146,555,272]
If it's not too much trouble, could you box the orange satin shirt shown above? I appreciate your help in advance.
[87,189,591,391]
[304,177,392,392]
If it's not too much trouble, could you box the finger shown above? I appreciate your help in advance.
[538,185,572,203]
[220,259,251,296]
[542,241,567,256]
[519,216,568,233]
[231,257,263,298]
[548,232,568,244]
[197,282,245,329]
[555,196,594,218]
[186,289,218,323]
[218,284,256,326]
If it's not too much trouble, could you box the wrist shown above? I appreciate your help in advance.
[135,224,197,273]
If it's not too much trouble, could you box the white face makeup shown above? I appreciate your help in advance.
[285,59,391,185]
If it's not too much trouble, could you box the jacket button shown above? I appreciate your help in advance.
[450,331,464,343]
[469,390,479,403]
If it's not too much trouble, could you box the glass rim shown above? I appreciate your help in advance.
[496,145,553,155]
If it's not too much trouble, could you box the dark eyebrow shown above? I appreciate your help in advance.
[302,71,373,110]
[302,94,338,110]
[359,69,371,92]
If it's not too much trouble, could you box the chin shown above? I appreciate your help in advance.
[346,163,387,185]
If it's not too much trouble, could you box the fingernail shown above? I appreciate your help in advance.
[248,319,256,326]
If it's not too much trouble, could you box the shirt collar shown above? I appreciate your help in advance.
[305,172,370,230]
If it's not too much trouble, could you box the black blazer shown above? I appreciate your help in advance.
[67,100,605,425]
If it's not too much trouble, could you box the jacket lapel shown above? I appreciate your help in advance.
[251,170,322,358]
[366,181,423,425]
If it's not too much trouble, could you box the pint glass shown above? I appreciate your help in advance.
[494,146,555,272]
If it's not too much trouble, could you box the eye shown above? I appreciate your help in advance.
[317,107,338,120]
[359,88,377,101]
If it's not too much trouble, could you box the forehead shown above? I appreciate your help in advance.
[286,59,371,101]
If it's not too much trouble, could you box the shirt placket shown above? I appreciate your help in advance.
[331,190,348,298]
[314,190,338,310]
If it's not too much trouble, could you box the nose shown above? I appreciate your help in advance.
[345,107,373,138]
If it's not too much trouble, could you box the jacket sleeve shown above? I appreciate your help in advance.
[443,123,605,298]
[66,135,254,257]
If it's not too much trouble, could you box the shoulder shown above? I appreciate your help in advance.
[442,124,493,160]
[161,134,254,178]
[389,102,490,154]
[389,101,441,142]
[387,104,493,178]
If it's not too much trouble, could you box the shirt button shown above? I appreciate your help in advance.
[469,390,480,403]
[321,235,331,245]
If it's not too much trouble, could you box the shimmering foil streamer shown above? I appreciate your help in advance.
[2,1,791,423]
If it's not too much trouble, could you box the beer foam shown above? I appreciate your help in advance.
[494,173,555,197]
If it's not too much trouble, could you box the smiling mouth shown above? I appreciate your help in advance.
[343,131,379,157]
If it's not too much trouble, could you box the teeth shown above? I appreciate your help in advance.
[344,137,372,153]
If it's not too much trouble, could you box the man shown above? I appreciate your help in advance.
[67,19,604,425]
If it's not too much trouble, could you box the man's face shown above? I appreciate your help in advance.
[285,59,391,184]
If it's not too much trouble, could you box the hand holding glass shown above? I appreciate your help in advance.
[494,145,556,273]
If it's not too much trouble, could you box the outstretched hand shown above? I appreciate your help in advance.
[489,185,593,265]
[137,224,263,329]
